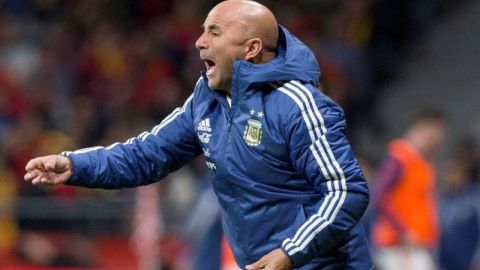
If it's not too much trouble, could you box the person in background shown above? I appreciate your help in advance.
[438,141,480,270]
[372,109,448,270]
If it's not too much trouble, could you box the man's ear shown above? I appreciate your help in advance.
[245,38,263,63]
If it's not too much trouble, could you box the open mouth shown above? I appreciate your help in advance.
[204,59,216,76]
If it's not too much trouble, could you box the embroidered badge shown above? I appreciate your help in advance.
[243,118,262,146]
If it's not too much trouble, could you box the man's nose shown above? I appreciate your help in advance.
[195,34,207,50]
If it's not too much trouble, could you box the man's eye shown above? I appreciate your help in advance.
[211,32,220,37]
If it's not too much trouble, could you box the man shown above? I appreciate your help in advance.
[24,1,372,269]
[372,109,447,270]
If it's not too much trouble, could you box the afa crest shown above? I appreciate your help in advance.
[243,119,262,146]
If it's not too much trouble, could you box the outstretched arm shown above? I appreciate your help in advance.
[24,92,201,189]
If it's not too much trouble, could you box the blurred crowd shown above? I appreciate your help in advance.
[0,0,478,269]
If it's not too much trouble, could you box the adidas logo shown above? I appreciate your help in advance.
[198,118,212,132]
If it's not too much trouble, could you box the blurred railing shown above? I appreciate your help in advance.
[14,195,135,234]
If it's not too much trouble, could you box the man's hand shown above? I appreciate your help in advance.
[246,248,292,270]
[24,155,73,186]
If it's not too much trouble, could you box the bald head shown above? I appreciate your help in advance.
[195,0,279,92]
[209,0,279,58]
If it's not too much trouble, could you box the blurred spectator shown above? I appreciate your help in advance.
[372,109,448,270]
[438,141,480,270]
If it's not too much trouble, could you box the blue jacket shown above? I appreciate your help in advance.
[64,26,372,269]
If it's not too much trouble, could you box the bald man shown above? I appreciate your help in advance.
[24,1,372,269]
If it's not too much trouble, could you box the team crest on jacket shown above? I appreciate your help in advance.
[243,118,262,146]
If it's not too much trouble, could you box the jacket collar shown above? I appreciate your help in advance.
[201,25,321,98]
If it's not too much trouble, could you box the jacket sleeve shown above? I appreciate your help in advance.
[279,83,370,267]
[62,93,202,189]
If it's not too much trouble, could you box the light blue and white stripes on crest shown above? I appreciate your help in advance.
[271,80,347,257]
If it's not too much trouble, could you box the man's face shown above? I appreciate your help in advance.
[195,8,249,91]
[423,121,448,152]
